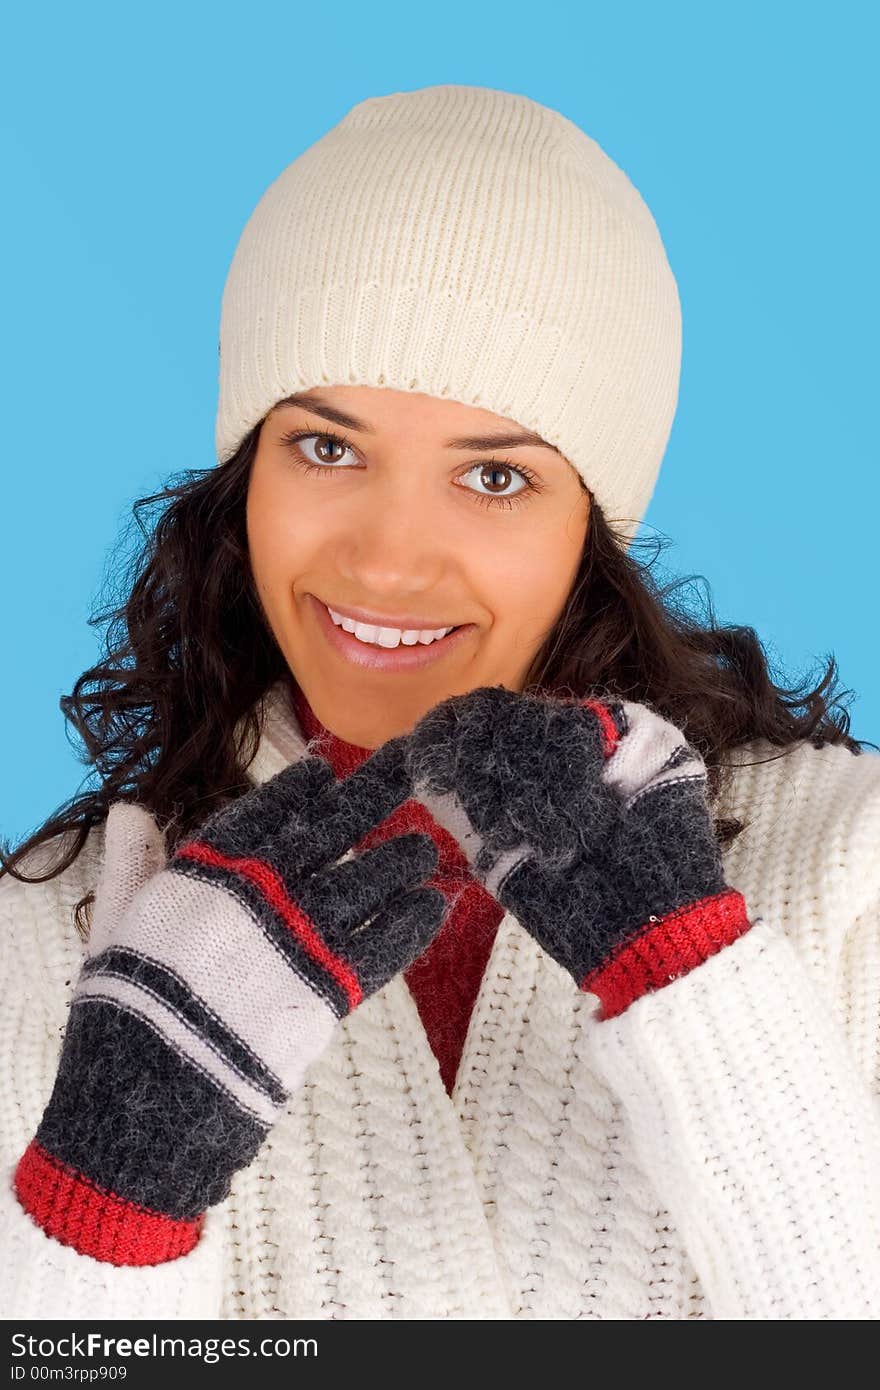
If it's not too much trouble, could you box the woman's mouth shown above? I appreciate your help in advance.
[306,593,475,672]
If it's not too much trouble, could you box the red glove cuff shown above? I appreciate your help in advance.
[581,888,753,1020]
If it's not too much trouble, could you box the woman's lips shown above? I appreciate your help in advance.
[307,592,475,672]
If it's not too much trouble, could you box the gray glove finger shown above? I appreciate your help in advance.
[275,734,415,876]
[620,774,727,914]
[295,832,439,946]
[193,755,336,857]
[408,686,618,861]
[343,886,447,995]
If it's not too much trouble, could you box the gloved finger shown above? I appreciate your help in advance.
[294,833,439,944]
[342,886,447,995]
[615,773,727,919]
[409,689,616,859]
[601,700,705,808]
[407,687,519,799]
[192,756,336,856]
[88,801,168,959]
[407,690,534,851]
[276,735,416,875]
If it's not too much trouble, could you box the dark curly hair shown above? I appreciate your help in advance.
[2,418,873,941]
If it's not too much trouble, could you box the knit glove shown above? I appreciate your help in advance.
[404,686,752,1020]
[14,740,445,1267]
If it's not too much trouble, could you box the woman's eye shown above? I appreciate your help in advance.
[290,432,356,468]
[279,430,539,510]
[459,461,529,507]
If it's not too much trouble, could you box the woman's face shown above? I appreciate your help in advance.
[246,384,590,748]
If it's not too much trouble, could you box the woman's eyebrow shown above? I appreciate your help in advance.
[272,392,563,456]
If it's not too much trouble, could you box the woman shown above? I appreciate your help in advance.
[2,84,879,1321]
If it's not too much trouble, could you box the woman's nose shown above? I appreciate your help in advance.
[333,476,453,587]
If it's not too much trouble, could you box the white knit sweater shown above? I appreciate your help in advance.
[3,679,880,1320]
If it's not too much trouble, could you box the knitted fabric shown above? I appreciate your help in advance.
[214,85,681,548]
[13,737,447,1265]
[3,676,880,1318]
[291,682,505,1095]
[403,685,752,1019]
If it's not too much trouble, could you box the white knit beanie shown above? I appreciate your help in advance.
[215,84,682,548]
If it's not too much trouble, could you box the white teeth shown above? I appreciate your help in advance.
[325,605,455,649]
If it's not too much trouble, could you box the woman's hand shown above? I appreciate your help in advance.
[404,685,752,1019]
[15,737,446,1265]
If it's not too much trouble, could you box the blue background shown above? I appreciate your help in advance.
[3,0,877,848]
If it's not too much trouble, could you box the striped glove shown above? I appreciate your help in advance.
[404,685,752,1020]
[14,740,445,1266]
